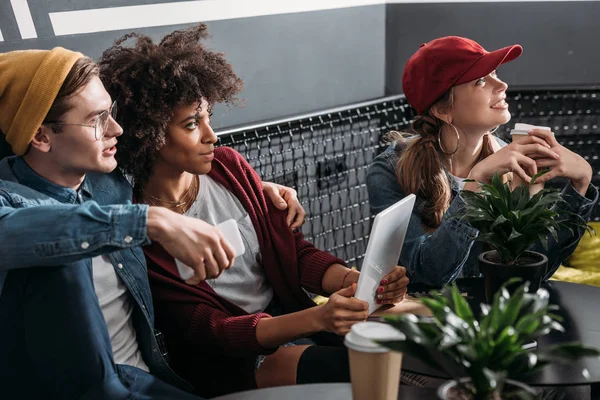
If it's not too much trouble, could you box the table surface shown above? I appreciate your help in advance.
[400,279,600,386]
[212,383,438,400]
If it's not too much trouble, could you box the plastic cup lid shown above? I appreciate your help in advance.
[344,321,405,353]
[511,123,551,135]
[509,130,529,136]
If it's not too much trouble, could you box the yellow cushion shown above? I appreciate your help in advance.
[551,265,600,286]
[551,222,600,286]
[313,295,329,306]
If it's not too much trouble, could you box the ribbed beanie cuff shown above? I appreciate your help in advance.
[2,47,83,155]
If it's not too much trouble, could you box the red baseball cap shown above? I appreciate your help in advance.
[402,36,522,115]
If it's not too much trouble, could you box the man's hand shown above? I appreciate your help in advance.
[146,207,235,285]
[261,181,306,229]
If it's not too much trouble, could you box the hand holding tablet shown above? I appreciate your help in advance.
[355,195,416,314]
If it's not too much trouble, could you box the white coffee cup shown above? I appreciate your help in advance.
[509,123,552,195]
[344,322,405,400]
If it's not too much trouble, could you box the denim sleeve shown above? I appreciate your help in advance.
[0,194,150,268]
[538,182,599,280]
[367,155,479,286]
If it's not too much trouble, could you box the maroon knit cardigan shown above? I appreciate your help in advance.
[144,146,345,398]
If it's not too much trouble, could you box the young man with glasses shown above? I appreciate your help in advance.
[0,48,304,399]
[45,100,118,141]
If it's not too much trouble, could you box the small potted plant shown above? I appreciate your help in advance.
[378,280,600,400]
[457,172,593,301]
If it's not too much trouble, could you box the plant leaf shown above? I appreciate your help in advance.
[530,169,550,185]
[451,285,476,328]
[542,342,600,361]
[452,170,589,264]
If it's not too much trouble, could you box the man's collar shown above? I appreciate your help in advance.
[11,157,93,203]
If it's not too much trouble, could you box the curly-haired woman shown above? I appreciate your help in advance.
[99,24,409,398]
[367,36,598,287]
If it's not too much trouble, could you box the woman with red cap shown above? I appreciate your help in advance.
[367,36,598,287]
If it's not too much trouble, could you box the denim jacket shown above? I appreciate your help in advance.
[367,142,599,286]
[0,156,191,391]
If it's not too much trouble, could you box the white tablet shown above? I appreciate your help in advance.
[355,194,416,314]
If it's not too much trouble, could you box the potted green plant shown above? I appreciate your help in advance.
[457,172,593,301]
[378,280,600,400]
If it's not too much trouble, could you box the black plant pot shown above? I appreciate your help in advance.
[478,250,548,303]
[438,377,537,399]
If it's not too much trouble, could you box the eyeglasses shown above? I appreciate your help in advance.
[45,101,117,141]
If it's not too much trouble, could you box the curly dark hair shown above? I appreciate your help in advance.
[98,23,244,187]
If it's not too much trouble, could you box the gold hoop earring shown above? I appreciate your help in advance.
[438,123,460,155]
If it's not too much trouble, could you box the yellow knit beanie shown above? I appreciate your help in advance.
[0,47,84,156]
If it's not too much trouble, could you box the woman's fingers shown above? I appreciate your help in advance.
[379,266,409,295]
[532,167,560,184]
[331,291,368,312]
[333,322,361,335]
[517,143,560,160]
[339,298,370,312]
[513,134,552,149]
[511,162,534,183]
[535,158,558,169]
[514,153,538,178]
[379,295,406,305]
[528,129,560,148]
[376,288,407,301]
[333,308,370,322]
[379,276,409,294]
[381,266,407,284]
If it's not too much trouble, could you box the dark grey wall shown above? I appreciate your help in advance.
[0,1,386,129]
[386,1,600,95]
[4,1,600,129]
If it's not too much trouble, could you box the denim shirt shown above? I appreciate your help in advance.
[0,156,191,391]
[367,142,599,286]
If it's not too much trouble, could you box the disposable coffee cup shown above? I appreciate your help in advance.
[509,123,552,195]
[344,322,405,400]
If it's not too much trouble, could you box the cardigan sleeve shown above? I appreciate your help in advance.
[294,231,348,295]
[145,245,279,359]
[148,270,278,358]
[176,301,278,358]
